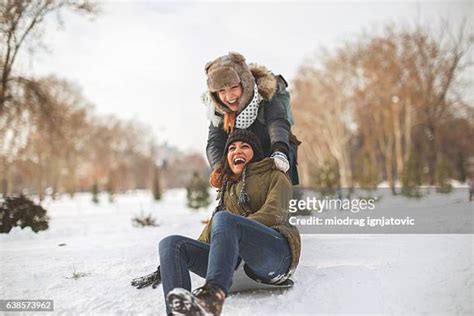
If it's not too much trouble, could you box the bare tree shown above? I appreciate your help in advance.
[293,21,472,190]
[0,0,98,196]
[293,47,356,188]
[0,0,98,114]
[14,76,91,199]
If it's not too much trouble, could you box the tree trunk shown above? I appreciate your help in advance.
[385,135,396,194]
[37,150,45,202]
[1,156,7,196]
[427,123,437,185]
[404,101,412,162]
[393,105,404,181]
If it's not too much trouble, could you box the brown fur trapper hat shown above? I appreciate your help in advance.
[205,52,256,114]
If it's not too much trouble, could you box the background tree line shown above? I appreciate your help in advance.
[1,73,210,201]
[1,74,161,200]
[2,2,472,200]
[292,23,474,193]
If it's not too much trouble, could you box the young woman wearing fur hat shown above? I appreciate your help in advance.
[131,130,301,316]
[204,52,301,187]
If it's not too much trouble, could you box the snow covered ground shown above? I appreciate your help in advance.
[1,189,472,315]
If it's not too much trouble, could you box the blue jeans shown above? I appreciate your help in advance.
[159,211,291,314]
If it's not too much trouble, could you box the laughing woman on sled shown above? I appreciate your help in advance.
[131,130,301,316]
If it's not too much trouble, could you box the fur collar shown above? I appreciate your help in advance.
[248,63,277,101]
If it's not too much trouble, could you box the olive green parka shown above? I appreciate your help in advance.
[197,158,301,278]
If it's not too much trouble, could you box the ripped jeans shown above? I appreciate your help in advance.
[159,211,291,313]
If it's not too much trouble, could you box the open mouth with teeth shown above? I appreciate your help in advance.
[226,98,239,109]
[233,157,247,165]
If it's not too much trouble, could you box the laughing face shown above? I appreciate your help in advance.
[218,84,243,112]
[227,141,254,176]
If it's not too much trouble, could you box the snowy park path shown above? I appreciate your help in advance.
[1,189,472,315]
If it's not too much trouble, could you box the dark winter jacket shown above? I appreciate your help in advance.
[205,65,293,171]
[197,158,301,280]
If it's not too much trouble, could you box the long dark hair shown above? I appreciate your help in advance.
[217,142,263,186]
[217,155,239,186]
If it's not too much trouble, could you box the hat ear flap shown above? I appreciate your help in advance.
[204,60,214,74]
[228,52,246,64]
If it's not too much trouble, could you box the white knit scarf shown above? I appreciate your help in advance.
[235,84,262,129]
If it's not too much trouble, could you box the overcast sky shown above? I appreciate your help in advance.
[28,0,472,156]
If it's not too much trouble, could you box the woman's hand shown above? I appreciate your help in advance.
[130,266,161,289]
[210,162,224,188]
[271,151,289,173]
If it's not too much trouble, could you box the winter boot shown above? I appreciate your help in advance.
[192,283,226,316]
[166,288,206,316]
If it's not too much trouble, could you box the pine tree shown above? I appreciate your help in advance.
[436,159,453,193]
[106,174,115,203]
[186,172,211,210]
[355,152,378,189]
[91,182,99,204]
[0,195,49,233]
[313,160,340,196]
[401,153,424,198]
[152,165,161,201]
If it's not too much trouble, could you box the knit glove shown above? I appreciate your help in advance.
[271,151,290,173]
[131,266,161,289]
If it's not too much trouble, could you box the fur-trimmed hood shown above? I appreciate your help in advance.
[249,63,278,102]
[203,64,278,126]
